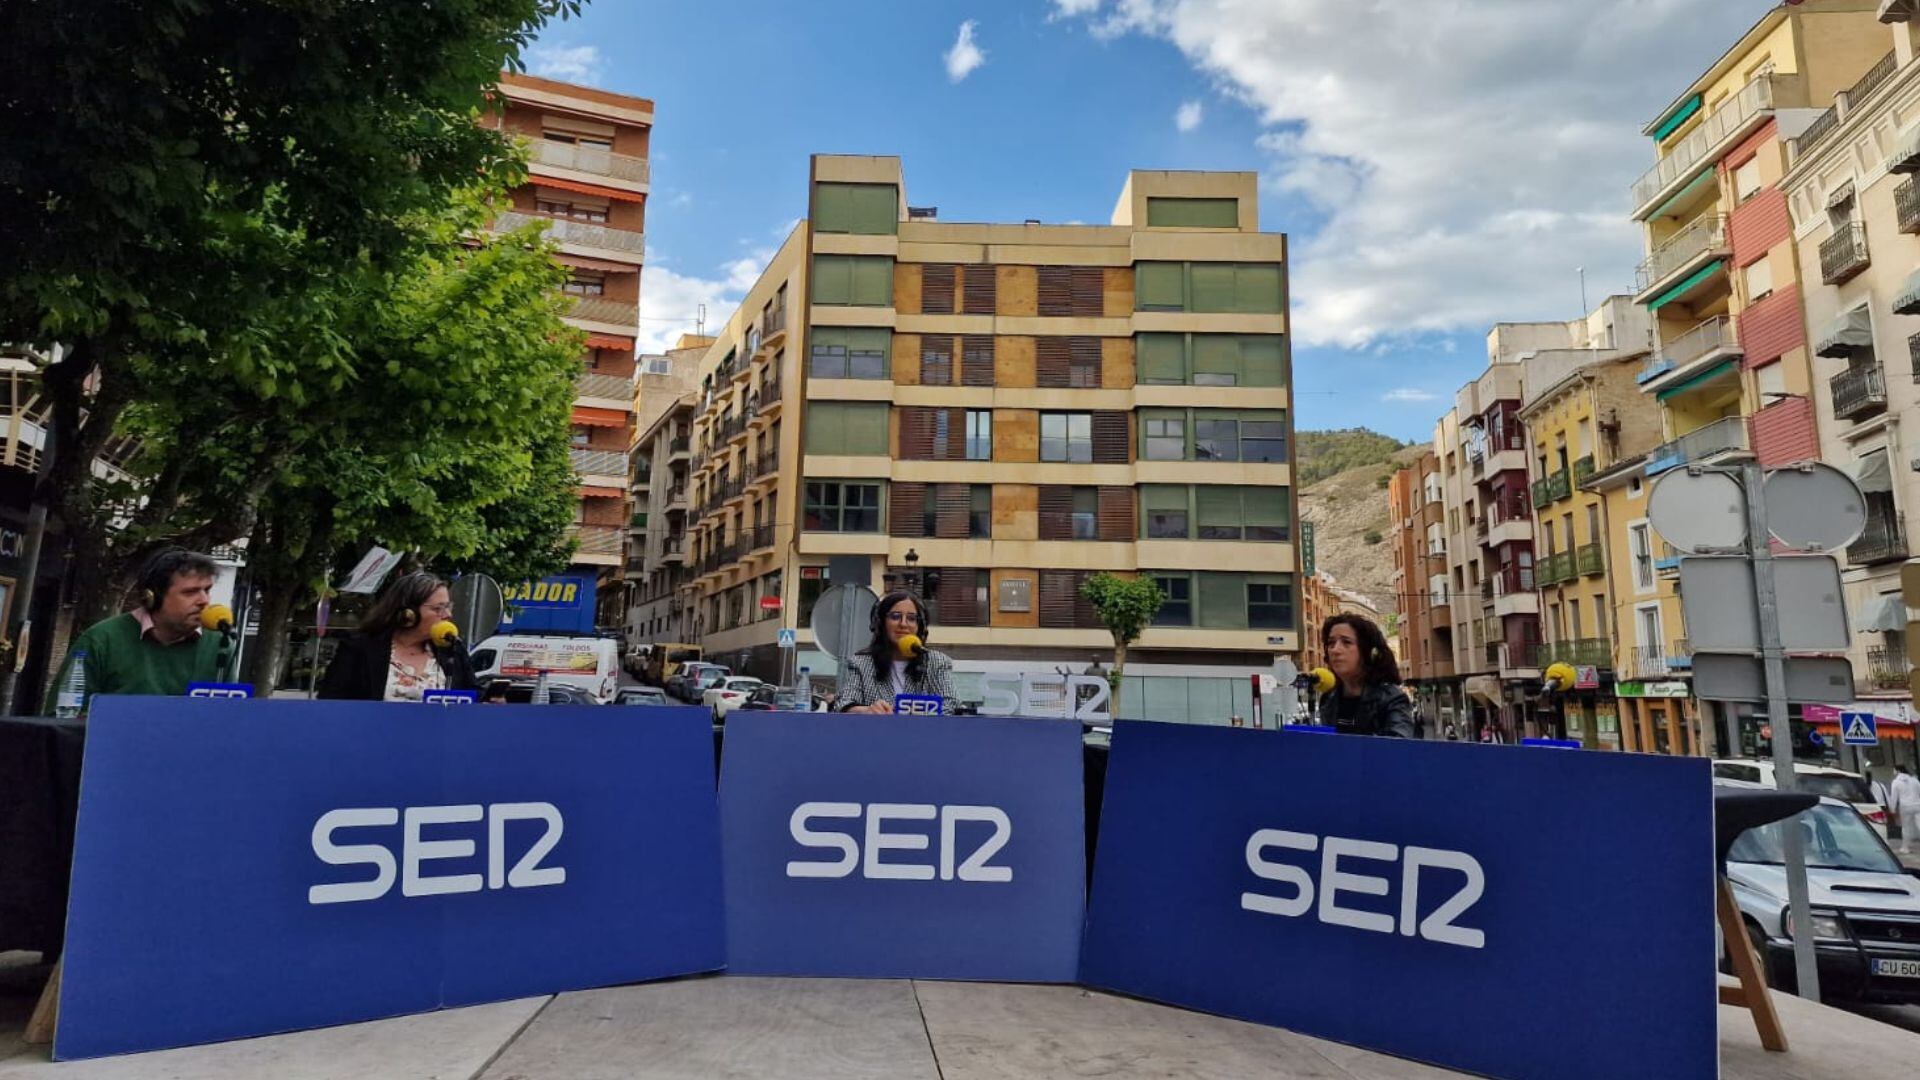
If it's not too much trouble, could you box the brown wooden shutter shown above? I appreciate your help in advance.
[1070,268,1105,316]
[1072,571,1100,628]
[921,336,954,386]
[922,264,956,315]
[936,567,978,627]
[1098,486,1135,542]
[900,408,936,460]
[961,265,996,315]
[889,482,926,537]
[1038,267,1073,317]
[934,484,971,539]
[945,407,969,459]
[1091,411,1131,464]
[1069,337,1102,388]
[1035,338,1071,388]
[1038,570,1078,628]
[1038,486,1073,540]
[960,335,995,387]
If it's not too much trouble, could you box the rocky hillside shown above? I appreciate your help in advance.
[1298,433,1423,613]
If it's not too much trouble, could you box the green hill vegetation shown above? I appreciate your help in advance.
[1295,428,1412,486]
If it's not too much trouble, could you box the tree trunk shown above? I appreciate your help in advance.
[1111,639,1128,719]
[244,582,299,693]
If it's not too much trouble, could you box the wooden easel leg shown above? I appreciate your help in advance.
[24,957,59,1046]
[1716,877,1787,1052]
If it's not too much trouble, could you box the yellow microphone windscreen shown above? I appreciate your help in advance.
[201,604,235,632]
[1309,667,1336,693]
[897,633,925,657]
[429,620,461,648]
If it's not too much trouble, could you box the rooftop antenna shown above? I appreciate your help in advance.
[1576,267,1589,318]
[696,303,707,338]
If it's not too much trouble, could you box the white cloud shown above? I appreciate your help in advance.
[525,44,603,83]
[1175,100,1204,133]
[667,191,693,209]
[1381,388,1439,403]
[945,21,987,83]
[1058,0,1777,347]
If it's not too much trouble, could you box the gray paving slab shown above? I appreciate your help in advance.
[1719,976,1920,1080]
[475,975,941,1080]
[0,995,548,1080]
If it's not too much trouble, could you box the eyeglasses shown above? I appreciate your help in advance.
[421,603,454,616]
[886,612,919,624]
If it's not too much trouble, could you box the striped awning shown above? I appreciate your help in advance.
[555,253,637,272]
[1814,306,1873,357]
[585,333,634,351]
[534,175,644,203]
[1824,180,1856,210]
[1887,121,1920,173]
[572,406,627,427]
[578,485,625,499]
[1895,268,1920,316]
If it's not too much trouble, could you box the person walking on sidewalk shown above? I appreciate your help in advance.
[1892,764,1920,855]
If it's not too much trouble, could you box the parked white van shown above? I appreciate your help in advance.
[470,635,621,704]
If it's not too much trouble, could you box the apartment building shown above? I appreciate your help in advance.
[488,72,651,629]
[626,336,709,645]
[625,156,1298,720]
[1388,451,1456,722]
[1783,14,1920,726]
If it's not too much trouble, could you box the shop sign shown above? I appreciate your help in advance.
[1616,681,1690,699]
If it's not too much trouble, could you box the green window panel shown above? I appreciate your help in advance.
[1231,264,1284,313]
[1192,334,1240,384]
[1136,262,1185,311]
[1138,333,1186,383]
[805,402,890,456]
[1141,484,1190,540]
[809,326,892,379]
[1196,486,1244,539]
[1137,334,1287,387]
[1190,263,1238,312]
[1146,197,1240,228]
[1243,486,1291,541]
[814,182,898,235]
[1197,571,1249,629]
[1240,336,1286,386]
[812,255,894,306]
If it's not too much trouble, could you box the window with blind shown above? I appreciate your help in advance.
[1138,333,1286,386]
[922,264,957,314]
[1038,570,1102,628]
[811,255,893,306]
[802,481,882,532]
[814,182,898,235]
[1037,267,1109,317]
[1133,262,1283,313]
[804,402,889,455]
[1142,412,1185,460]
[921,337,954,386]
[1142,485,1189,539]
[961,335,995,387]
[1145,197,1240,228]
[1152,573,1192,625]
[900,407,974,461]
[918,484,981,539]
[932,568,991,627]
[809,327,890,379]
[961,265,996,314]
[1036,337,1104,388]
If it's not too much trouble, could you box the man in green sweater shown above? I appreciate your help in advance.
[48,548,224,716]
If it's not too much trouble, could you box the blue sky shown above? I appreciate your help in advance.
[527,1,1778,442]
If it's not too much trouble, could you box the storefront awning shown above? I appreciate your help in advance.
[1463,675,1502,703]
[1895,268,1920,317]
[1851,450,1892,493]
[585,333,634,351]
[572,406,627,427]
[1813,306,1873,358]
[534,176,644,203]
[578,485,625,499]
[1852,592,1907,633]
[1824,180,1856,210]
[1888,120,1920,173]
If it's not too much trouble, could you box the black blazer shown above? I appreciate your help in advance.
[316,629,478,701]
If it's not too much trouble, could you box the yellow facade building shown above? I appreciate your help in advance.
[628,157,1299,720]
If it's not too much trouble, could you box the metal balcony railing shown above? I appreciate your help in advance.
[570,448,627,477]
[563,295,639,329]
[1898,177,1920,235]
[1635,214,1728,294]
[1848,507,1908,566]
[575,372,633,401]
[527,138,650,184]
[1799,51,1898,160]
[1480,579,1494,601]
[1633,76,1777,212]
[1830,361,1887,422]
[1640,316,1739,385]
[669,435,690,455]
[1573,638,1612,668]
[1820,223,1870,285]
[1867,645,1911,691]
[1572,455,1595,485]
[567,524,623,556]
[1576,542,1605,577]
[1646,416,1749,475]
[1500,641,1543,671]
[1911,334,1920,384]
[755,451,779,479]
[759,377,783,410]
[1474,518,1489,543]
[750,523,775,551]
[1798,107,1841,158]
[1539,551,1573,587]
[762,306,788,339]
[496,210,646,257]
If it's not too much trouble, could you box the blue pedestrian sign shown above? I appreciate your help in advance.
[777,628,796,649]
[1841,711,1879,746]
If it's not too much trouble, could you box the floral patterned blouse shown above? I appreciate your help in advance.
[384,648,448,703]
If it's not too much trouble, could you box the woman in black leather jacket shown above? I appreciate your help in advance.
[1315,613,1415,738]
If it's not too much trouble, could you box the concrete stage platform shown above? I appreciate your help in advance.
[5,970,1919,1079]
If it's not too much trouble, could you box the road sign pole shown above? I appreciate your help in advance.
[1743,461,1820,1003]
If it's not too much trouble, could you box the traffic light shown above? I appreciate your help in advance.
[1903,559,1920,700]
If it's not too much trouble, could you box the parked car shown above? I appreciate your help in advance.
[1719,780,1920,1004]
[703,676,764,719]
[668,662,729,703]
[737,685,812,712]
[486,680,601,705]
[1713,759,1887,835]
[615,686,670,707]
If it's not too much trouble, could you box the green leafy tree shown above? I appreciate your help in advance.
[0,0,581,627]
[1080,573,1164,717]
[1295,428,1411,486]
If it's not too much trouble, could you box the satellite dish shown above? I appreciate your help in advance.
[1647,468,1747,553]
[810,584,877,660]
[1763,462,1866,552]
[447,574,504,644]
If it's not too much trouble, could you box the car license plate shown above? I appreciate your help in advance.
[1871,958,1920,978]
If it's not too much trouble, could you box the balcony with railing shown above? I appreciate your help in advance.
[1645,415,1749,476]
[1911,334,1920,383]
[575,371,634,404]
[1638,315,1740,389]
[759,376,783,412]
[1634,214,1729,300]
[1576,541,1605,577]
[526,138,650,185]
[1538,551,1573,587]
[1473,517,1489,544]
[762,305,788,341]
[1793,51,1897,160]
[1531,469,1571,507]
[495,210,645,258]
[1899,177,1920,235]
[1867,644,1911,691]
[1490,564,1535,596]
[662,535,686,563]
[567,524,623,558]
[1632,76,1778,218]
[754,450,779,481]
[1479,578,1494,603]
[1830,360,1887,422]
[564,295,640,330]
[1820,223,1870,286]
[1848,506,1907,566]
[570,448,628,479]
[1497,640,1543,674]
[749,523,776,552]
[668,434,691,457]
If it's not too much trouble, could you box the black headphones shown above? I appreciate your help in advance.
[389,572,443,631]
[871,590,931,639]
[136,548,204,611]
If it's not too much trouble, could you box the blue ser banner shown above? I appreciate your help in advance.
[1080,722,1715,1080]
[720,711,1084,981]
[57,698,724,1060]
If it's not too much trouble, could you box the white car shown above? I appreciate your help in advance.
[703,676,764,719]
[1712,759,1887,836]
[1719,781,1920,1004]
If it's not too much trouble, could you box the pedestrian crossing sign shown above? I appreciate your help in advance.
[1840,711,1878,746]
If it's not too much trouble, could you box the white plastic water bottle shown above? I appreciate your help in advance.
[55,650,88,718]
[533,669,551,705]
